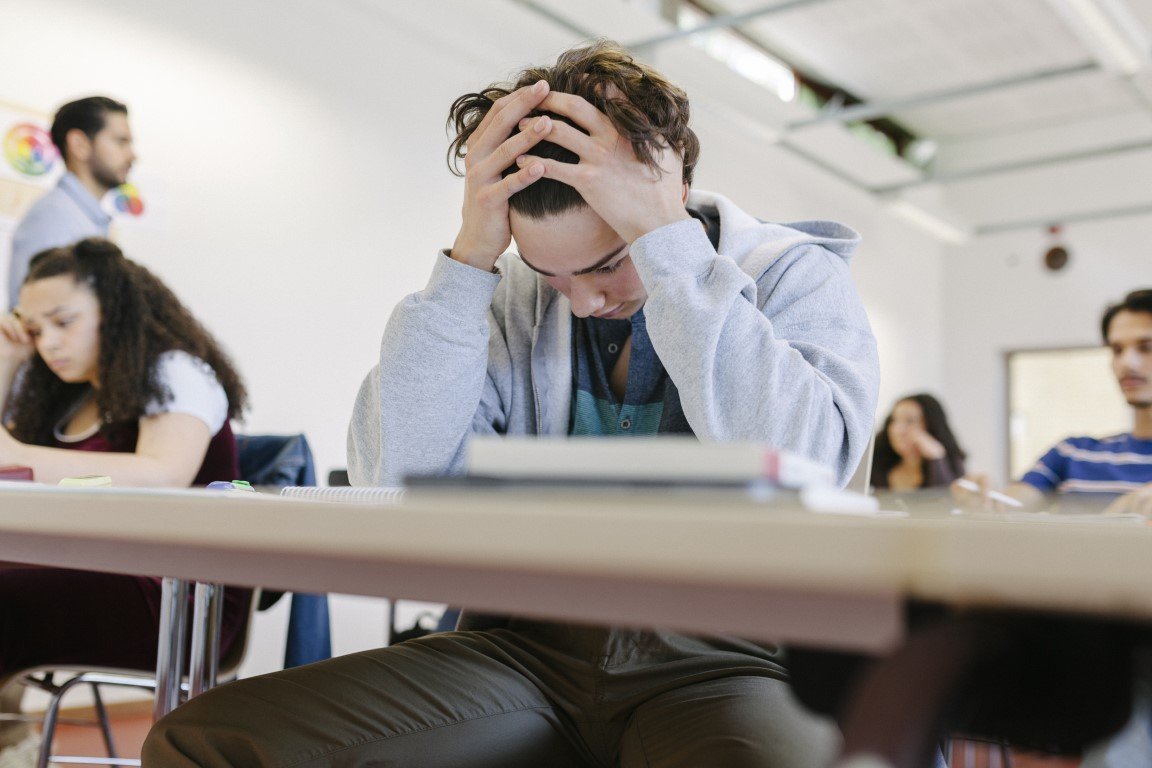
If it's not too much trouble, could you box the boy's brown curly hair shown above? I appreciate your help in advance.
[447,40,699,219]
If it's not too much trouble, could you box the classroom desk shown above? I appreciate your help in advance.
[2,483,1151,765]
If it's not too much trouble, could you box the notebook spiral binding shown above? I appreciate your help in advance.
[279,486,405,504]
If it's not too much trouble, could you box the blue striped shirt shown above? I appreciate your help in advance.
[1020,434,1152,495]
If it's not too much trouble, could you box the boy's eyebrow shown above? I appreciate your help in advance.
[1109,333,1152,345]
[519,243,627,277]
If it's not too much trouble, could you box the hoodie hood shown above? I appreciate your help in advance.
[688,190,861,282]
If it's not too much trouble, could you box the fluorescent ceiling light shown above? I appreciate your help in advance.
[1045,0,1151,75]
[677,4,796,102]
[884,198,971,244]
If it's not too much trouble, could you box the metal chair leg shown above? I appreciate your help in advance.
[38,688,62,768]
[88,683,117,758]
[32,672,156,768]
[154,577,190,721]
[189,583,224,698]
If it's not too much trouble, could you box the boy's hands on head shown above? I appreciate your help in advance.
[516,92,691,244]
[451,80,553,273]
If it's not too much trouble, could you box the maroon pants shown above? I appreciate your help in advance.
[0,567,250,676]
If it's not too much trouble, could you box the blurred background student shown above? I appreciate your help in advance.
[0,238,248,766]
[871,393,967,492]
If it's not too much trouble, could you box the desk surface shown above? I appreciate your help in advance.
[2,484,1150,653]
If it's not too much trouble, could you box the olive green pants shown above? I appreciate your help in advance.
[144,622,839,767]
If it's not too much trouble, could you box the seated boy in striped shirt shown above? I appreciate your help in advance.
[959,288,1152,515]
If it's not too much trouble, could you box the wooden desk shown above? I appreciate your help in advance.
[3,484,1150,639]
[2,484,1150,764]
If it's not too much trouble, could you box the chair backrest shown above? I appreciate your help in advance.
[216,587,262,680]
[236,433,316,488]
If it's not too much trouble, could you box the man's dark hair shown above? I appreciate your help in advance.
[9,238,247,445]
[871,393,967,488]
[447,40,699,219]
[1101,289,1152,342]
[50,96,128,163]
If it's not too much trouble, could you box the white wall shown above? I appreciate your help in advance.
[940,214,1152,484]
[0,0,948,675]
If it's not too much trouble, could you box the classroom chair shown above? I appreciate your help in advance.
[0,589,260,768]
[0,433,329,765]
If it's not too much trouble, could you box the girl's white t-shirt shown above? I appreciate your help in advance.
[55,350,228,443]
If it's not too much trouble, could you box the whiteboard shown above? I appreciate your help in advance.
[1007,346,1130,479]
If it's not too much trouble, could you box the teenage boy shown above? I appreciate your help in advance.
[144,41,879,768]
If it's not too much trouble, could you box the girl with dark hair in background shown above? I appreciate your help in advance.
[871,393,966,491]
[0,238,250,765]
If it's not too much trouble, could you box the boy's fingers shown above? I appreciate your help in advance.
[515,155,578,186]
[473,117,553,180]
[537,91,613,135]
[496,161,545,197]
[472,81,550,156]
[520,118,594,158]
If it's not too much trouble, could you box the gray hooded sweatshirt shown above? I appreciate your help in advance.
[349,190,879,487]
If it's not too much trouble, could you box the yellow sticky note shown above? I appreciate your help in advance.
[58,475,113,488]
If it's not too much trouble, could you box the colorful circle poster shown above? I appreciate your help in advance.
[3,121,58,178]
[111,182,145,216]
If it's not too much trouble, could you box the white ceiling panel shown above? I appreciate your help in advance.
[723,0,1092,100]
[525,0,673,42]
[942,146,1152,230]
[890,69,1138,138]
[786,122,922,187]
[1130,0,1152,31]
[1131,69,1152,105]
[931,109,1152,175]
[497,0,1152,235]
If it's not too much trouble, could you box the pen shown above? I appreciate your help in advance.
[955,478,1024,508]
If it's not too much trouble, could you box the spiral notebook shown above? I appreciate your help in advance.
[279,486,405,504]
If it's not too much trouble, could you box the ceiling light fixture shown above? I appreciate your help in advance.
[675,2,797,102]
[1044,0,1151,75]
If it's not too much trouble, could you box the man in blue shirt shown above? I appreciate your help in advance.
[7,96,135,308]
[958,288,1152,516]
